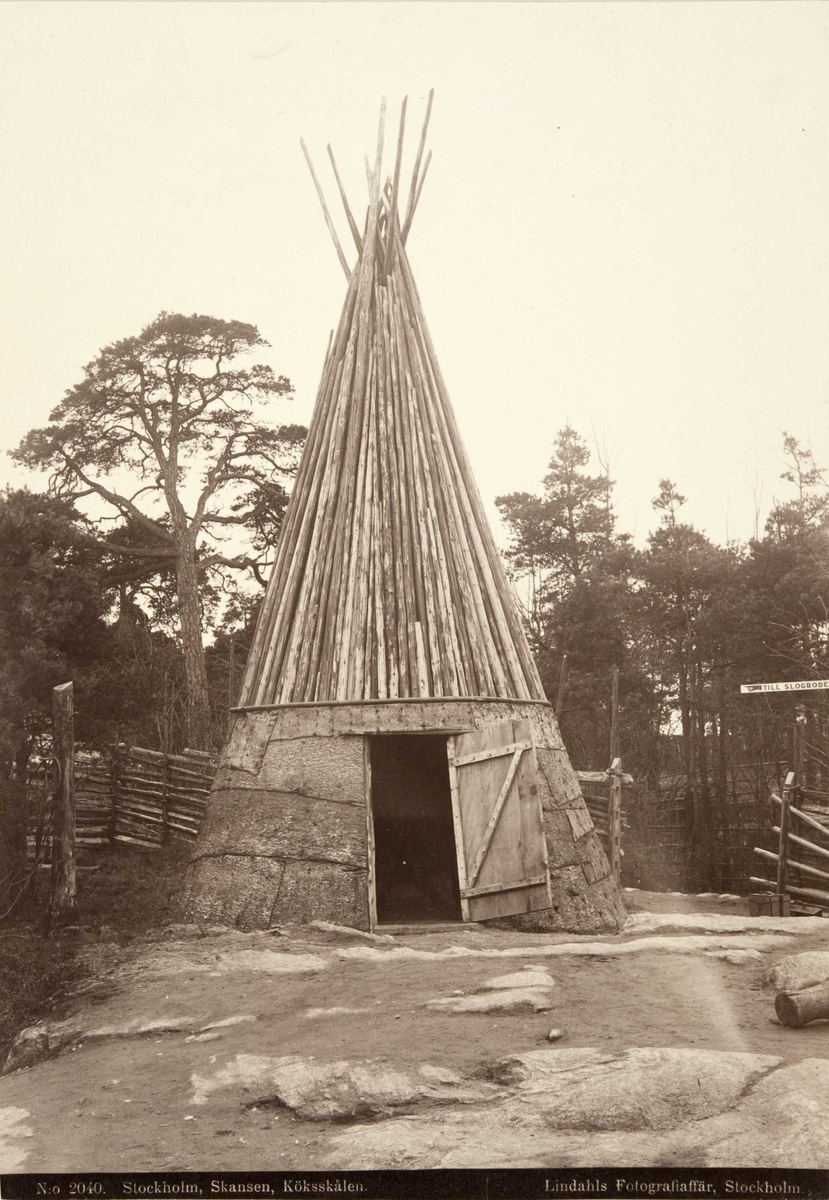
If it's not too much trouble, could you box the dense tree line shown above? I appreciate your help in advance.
[498,428,829,888]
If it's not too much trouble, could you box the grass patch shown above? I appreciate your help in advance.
[0,929,82,1066]
[72,839,192,937]
[0,839,193,1066]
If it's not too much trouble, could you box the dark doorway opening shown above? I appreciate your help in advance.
[370,734,463,924]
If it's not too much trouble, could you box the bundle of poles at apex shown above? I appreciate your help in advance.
[238,93,545,708]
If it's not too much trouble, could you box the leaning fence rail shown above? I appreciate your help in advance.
[752,770,829,913]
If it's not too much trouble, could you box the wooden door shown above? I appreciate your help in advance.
[447,718,551,921]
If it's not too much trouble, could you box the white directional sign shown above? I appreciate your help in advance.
[740,679,829,694]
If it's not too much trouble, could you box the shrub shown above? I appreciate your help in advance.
[0,928,83,1065]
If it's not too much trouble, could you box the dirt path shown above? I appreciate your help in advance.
[2,892,829,1171]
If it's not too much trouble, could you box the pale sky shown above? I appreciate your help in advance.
[2,2,828,549]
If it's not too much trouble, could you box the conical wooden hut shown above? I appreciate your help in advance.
[180,96,626,933]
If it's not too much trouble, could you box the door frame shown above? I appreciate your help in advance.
[364,737,378,929]
[364,729,469,930]
[446,735,471,921]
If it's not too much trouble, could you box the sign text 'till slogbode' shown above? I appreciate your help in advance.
[740,679,829,694]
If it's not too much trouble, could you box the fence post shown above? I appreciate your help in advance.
[794,705,807,793]
[51,682,76,916]
[110,744,121,847]
[161,752,169,846]
[606,667,622,883]
[609,756,623,884]
[776,770,795,897]
[610,665,620,761]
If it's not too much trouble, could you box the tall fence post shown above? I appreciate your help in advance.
[607,666,622,882]
[609,756,623,883]
[109,744,120,847]
[776,770,795,897]
[794,705,807,796]
[610,665,620,762]
[51,682,76,916]
[161,753,169,846]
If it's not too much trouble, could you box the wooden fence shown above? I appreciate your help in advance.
[619,760,787,894]
[577,759,631,882]
[752,771,829,913]
[42,744,628,873]
[30,744,217,856]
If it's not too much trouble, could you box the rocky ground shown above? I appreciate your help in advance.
[2,889,829,1172]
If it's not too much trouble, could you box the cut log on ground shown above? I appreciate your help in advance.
[775,980,829,1028]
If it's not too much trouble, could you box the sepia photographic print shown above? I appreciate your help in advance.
[1,2,829,1196]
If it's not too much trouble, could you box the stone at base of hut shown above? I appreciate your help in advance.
[180,703,627,935]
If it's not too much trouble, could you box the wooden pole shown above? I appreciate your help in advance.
[774,881,829,906]
[609,755,623,884]
[754,845,829,885]
[772,793,829,845]
[610,665,620,761]
[771,825,829,864]
[373,97,387,198]
[794,705,806,792]
[326,145,363,253]
[384,96,407,273]
[402,89,434,241]
[776,770,795,897]
[51,682,76,916]
[403,151,432,241]
[608,666,622,882]
[251,265,362,702]
[406,328,541,696]
[161,753,169,847]
[794,707,806,780]
[392,269,497,694]
[109,742,119,847]
[299,138,351,280]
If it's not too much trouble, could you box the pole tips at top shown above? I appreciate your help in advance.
[301,90,436,275]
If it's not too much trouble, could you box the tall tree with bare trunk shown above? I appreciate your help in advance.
[14,313,304,749]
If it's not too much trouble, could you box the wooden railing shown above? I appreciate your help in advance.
[30,744,217,855]
[752,770,829,913]
[577,757,632,882]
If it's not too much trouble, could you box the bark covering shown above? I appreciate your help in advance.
[179,700,626,934]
